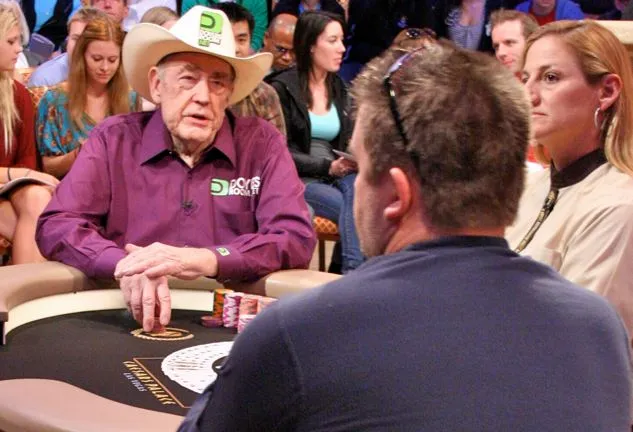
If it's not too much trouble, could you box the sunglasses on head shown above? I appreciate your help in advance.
[405,28,436,40]
[382,46,430,168]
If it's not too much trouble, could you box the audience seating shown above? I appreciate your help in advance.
[313,216,340,272]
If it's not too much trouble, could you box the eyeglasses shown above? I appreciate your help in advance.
[274,45,292,56]
[383,48,426,151]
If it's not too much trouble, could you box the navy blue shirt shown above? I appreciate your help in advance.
[180,236,632,431]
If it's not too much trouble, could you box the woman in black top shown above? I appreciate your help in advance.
[270,11,363,273]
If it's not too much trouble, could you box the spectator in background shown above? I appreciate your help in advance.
[490,9,537,76]
[600,0,630,19]
[507,20,633,341]
[0,4,58,264]
[515,0,583,25]
[123,0,177,31]
[140,5,179,28]
[27,7,107,87]
[213,2,286,135]
[0,0,45,70]
[261,13,297,76]
[270,11,363,273]
[92,0,129,25]
[36,14,139,178]
[341,0,434,82]
[434,0,507,53]
[22,0,81,49]
[137,6,179,110]
[181,0,268,50]
[272,0,345,21]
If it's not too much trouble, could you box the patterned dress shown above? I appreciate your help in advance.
[36,83,138,156]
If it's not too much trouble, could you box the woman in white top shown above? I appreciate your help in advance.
[506,20,633,336]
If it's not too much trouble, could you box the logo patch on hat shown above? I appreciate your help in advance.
[199,11,223,47]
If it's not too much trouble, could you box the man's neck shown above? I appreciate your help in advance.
[301,0,320,10]
[384,225,505,255]
[532,2,555,15]
[172,136,215,168]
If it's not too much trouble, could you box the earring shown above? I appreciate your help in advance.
[593,107,602,130]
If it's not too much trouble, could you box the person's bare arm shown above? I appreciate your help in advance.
[41,148,80,179]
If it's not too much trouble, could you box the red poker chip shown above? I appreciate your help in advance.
[201,315,224,328]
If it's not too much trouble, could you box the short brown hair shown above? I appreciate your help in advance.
[490,9,538,40]
[67,7,108,32]
[141,6,178,26]
[350,41,531,230]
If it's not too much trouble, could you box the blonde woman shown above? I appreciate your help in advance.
[507,20,633,337]
[36,14,139,178]
[0,4,58,264]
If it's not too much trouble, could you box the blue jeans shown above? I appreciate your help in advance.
[305,174,363,273]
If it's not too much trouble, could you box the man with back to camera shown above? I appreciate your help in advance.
[36,6,316,333]
[177,40,632,431]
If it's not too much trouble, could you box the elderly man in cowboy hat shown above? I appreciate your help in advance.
[36,6,316,332]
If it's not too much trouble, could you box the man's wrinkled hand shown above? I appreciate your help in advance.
[120,274,171,332]
[113,242,218,280]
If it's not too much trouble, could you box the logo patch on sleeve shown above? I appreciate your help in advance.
[216,247,230,256]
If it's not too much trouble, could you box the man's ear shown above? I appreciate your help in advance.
[599,73,622,112]
[383,167,413,223]
[148,67,162,105]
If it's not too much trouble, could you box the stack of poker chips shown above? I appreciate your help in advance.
[201,289,278,333]
[237,314,256,333]
[222,292,243,328]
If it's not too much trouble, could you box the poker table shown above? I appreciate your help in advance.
[0,262,340,432]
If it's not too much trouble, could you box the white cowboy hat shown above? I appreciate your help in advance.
[122,6,273,104]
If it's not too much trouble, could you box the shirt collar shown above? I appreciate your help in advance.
[403,236,509,252]
[140,110,236,167]
[550,148,607,189]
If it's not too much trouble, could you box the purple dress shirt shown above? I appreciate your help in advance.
[36,110,316,282]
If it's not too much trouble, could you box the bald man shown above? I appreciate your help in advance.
[262,13,297,74]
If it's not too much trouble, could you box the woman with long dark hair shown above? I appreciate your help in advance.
[270,10,362,273]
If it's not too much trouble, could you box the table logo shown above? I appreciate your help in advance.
[130,327,194,341]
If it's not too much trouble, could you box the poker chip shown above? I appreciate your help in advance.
[212,288,234,319]
[222,292,243,328]
[238,294,260,316]
[237,314,256,333]
[257,296,277,313]
[200,315,223,328]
